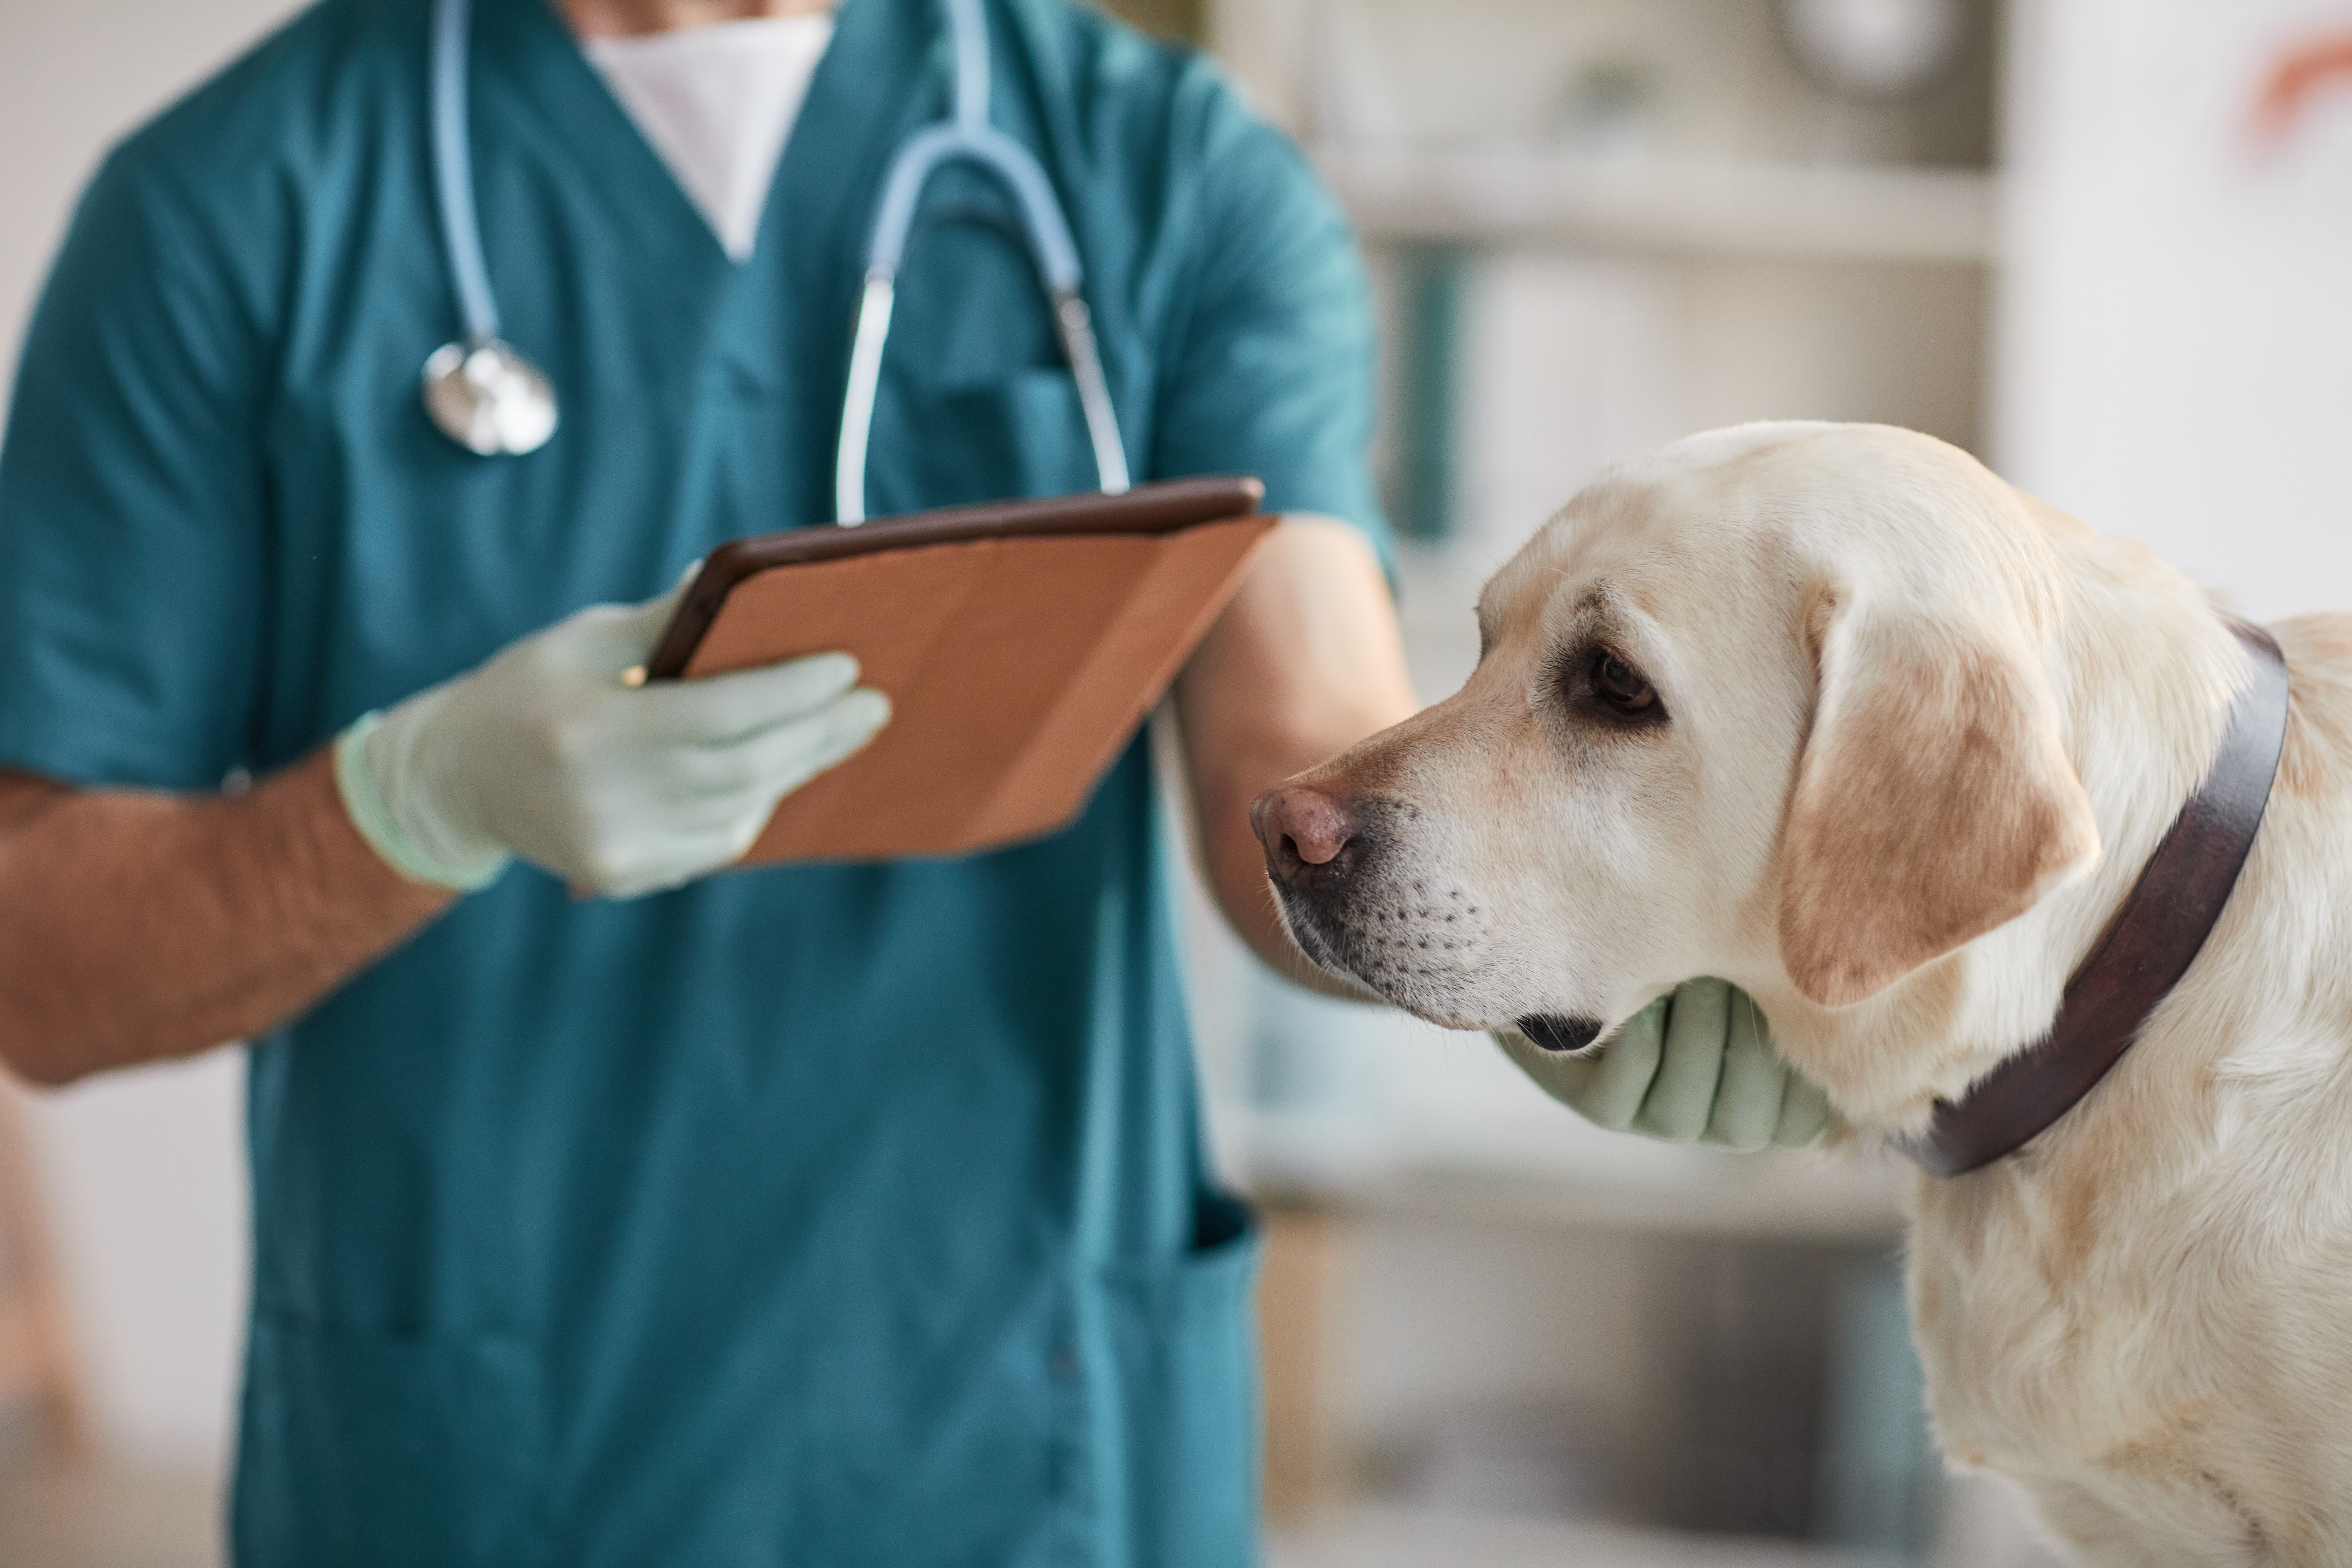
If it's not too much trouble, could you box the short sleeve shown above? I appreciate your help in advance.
[0,144,271,790]
[1148,85,1394,575]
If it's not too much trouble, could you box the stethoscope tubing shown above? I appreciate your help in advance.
[834,0,1128,522]
[424,0,1128,511]
[431,0,499,344]
[831,105,1130,522]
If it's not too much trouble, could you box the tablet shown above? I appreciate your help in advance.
[647,477,1272,864]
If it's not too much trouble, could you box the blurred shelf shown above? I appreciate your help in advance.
[1230,1108,1908,1243]
[1269,1503,1878,1568]
[1320,146,1999,264]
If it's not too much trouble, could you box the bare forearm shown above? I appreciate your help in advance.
[0,753,452,1084]
[1177,518,1417,994]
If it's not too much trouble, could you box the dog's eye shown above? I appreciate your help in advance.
[1589,648,1657,713]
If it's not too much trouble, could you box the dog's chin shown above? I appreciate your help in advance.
[1514,1014,1605,1054]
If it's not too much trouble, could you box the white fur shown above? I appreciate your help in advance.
[1270,422,2352,1564]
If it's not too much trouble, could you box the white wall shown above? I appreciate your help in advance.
[2,0,307,1470]
[1994,0,2352,621]
[23,1060,249,1467]
[1,1,302,396]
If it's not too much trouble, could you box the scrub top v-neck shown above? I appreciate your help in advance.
[0,0,1390,1563]
[582,15,834,261]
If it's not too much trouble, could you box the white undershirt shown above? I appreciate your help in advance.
[582,14,835,262]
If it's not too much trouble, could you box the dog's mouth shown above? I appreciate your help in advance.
[1275,887,1601,1044]
[1514,1014,1604,1054]
[1270,887,1451,1015]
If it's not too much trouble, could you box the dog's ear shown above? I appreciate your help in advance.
[1778,600,2100,1007]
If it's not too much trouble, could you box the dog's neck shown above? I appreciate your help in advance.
[1747,530,2254,1137]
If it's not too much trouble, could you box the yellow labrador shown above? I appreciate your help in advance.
[1253,422,2352,1566]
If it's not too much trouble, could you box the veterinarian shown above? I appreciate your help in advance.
[0,0,1809,1560]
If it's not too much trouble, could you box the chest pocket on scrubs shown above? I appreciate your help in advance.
[866,196,1106,511]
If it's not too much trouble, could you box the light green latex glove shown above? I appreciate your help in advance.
[334,585,890,899]
[1494,978,1830,1151]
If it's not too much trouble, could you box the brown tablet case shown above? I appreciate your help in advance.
[646,477,1273,864]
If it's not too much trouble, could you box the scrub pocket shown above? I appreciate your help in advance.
[1099,1192,1262,1568]
[232,1310,547,1568]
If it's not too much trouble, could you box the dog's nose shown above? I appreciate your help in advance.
[1252,782,1358,887]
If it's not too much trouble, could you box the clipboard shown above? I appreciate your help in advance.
[646,477,1274,864]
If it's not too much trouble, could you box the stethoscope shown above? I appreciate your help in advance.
[421,0,1131,527]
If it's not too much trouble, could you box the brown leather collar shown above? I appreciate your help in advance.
[1898,622,2291,1178]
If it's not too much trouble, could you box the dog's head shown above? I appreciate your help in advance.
[1254,422,2104,1086]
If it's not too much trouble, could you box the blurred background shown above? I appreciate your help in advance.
[1,0,2348,1564]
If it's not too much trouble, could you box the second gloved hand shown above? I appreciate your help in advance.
[335,586,890,898]
[1493,978,1831,1151]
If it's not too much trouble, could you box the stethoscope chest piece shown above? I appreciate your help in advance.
[422,337,559,456]
[422,0,557,458]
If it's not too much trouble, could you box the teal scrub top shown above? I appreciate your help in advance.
[0,0,1389,1563]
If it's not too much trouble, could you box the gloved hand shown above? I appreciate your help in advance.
[333,585,890,898]
[1493,978,1830,1151]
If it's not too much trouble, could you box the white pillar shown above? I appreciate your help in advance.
[1992,0,2352,621]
